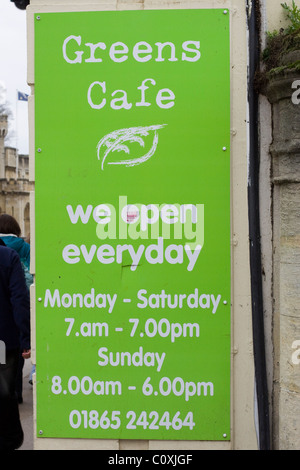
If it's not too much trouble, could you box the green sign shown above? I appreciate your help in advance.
[35,9,230,441]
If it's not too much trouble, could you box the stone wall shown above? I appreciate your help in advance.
[266,64,300,449]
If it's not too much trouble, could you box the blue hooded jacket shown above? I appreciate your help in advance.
[0,235,33,290]
[0,236,30,268]
[0,245,30,351]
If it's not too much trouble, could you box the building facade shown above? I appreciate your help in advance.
[0,114,33,238]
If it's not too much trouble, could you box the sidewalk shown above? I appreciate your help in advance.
[18,358,34,450]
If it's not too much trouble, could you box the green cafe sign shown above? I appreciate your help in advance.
[34,8,231,441]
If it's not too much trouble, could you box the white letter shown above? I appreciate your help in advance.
[98,347,109,366]
[80,245,97,264]
[155,352,166,372]
[107,294,117,314]
[0,341,6,365]
[93,204,111,224]
[97,245,115,264]
[211,294,221,314]
[44,289,61,307]
[61,294,72,308]
[109,42,129,62]
[133,41,152,62]
[155,42,178,62]
[128,245,145,271]
[161,205,178,224]
[121,204,140,224]
[165,244,183,265]
[292,80,300,105]
[110,90,132,110]
[140,204,159,231]
[62,244,80,264]
[136,78,156,107]
[85,42,106,62]
[182,41,201,62]
[87,81,106,109]
[292,340,300,364]
[156,88,175,109]
[185,244,202,271]
[145,237,164,265]
[62,35,83,64]
[180,204,197,223]
[66,205,93,224]
[137,289,148,308]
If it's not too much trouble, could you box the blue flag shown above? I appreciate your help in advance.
[18,91,29,101]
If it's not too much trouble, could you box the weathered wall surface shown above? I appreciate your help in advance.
[260,0,300,450]
[265,67,300,449]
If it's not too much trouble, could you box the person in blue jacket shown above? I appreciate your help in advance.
[0,214,33,403]
[0,242,31,450]
[0,214,33,290]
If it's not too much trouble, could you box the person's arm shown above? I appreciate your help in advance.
[8,250,31,354]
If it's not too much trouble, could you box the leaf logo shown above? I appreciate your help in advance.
[97,124,166,170]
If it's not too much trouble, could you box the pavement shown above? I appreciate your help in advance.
[18,358,34,450]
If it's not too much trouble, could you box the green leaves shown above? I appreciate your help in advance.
[281,1,300,33]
